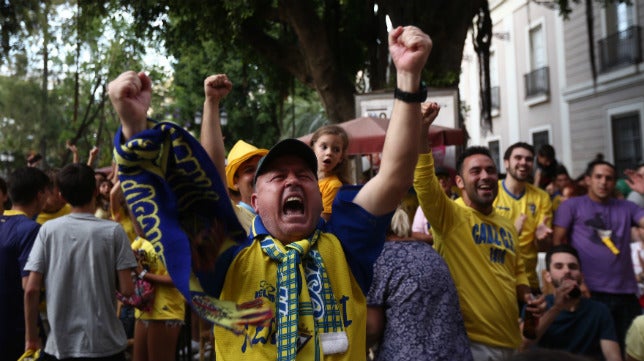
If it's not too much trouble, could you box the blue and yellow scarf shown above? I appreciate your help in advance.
[114,119,272,332]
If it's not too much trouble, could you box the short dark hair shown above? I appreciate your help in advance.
[57,163,96,206]
[555,164,569,178]
[585,159,616,177]
[7,167,51,205]
[546,244,581,270]
[503,142,534,161]
[537,144,556,160]
[456,146,494,176]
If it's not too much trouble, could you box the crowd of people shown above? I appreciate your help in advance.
[1,24,644,361]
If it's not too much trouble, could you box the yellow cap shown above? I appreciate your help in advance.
[225,140,268,191]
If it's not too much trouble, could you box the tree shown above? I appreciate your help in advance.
[121,0,486,126]
[0,0,165,173]
[0,0,40,63]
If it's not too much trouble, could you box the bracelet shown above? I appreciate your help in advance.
[138,270,148,280]
[394,81,427,103]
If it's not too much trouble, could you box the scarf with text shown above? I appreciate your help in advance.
[113,119,272,333]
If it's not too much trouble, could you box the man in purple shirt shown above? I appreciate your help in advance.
[553,159,644,351]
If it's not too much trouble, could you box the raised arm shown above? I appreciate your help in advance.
[87,146,99,167]
[353,26,432,216]
[200,74,232,183]
[107,71,152,141]
[625,168,644,195]
[66,141,79,163]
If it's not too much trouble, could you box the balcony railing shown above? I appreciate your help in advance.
[491,86,500,113]
[598,25,642,73]
[524,66,550,99]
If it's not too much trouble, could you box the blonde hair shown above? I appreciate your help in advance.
[388,206,411,238]
[310,124,351,184]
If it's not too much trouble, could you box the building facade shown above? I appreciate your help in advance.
[460,0,643,177]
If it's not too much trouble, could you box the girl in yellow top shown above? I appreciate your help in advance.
[309,125,351,220]
[130,221,185,361]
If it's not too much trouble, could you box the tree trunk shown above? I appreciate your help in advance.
[283,0,356,123]
[473,1,493,133]
[39,0,50,168]
[72,2,81,125]
[585,0,597,85]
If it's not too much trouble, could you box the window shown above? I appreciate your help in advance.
[599,1,641,72]
[529,23,546,70]
[611,112,642,175]
[606,2,635,34]
[525,21,550,99]
[532,130,550,154]
[488,140,501,171]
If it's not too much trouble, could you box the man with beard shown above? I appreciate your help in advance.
[521,245,622,361]
[494,142,553,294]
[554,160,644,353]
[414,114,545,360]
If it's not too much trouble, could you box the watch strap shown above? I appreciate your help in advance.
[394,81,427,103]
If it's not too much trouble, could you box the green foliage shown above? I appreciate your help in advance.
[0,0,486,173]
[0,0,155,173]
[0,0,40,62]
[425,70,461,88]
[169,39,292,149]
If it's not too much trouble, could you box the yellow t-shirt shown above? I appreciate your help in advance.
[494,180,553,290]
[551,194,562,212]
[214,234,366,361]
[112,205,137,243]
[36,203,71,224]
[131,237,185,320]
[318,176,342,215]
[626,315,644,360]
[414,153,528,349]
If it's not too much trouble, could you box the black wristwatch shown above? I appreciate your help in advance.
[394,81,427,103]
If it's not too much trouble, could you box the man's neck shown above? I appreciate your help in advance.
[462,196,494,215]
[503,176,525,197]
[11,204,37,218]
[70,200,96,214]
[587,192,611,204]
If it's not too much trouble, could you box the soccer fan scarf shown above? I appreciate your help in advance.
[114,119,272,333]
[258,229,348,360]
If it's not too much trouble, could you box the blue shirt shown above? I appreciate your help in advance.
[534,295,617,357]
[0,212,40,359]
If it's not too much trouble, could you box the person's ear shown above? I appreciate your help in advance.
[251,193,259,213]
[455,175,464,190]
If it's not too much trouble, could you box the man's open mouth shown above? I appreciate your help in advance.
[283,196,305,215]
